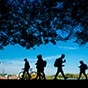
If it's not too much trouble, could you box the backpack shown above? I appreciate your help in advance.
[43,60,47,67]
[54,59,59,67]
[84,64,88,70]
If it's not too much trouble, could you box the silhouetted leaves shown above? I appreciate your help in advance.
[0,0,88,49]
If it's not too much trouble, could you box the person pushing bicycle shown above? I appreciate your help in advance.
[22,58,30,80]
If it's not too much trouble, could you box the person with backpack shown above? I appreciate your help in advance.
[54,54,68,80]
[35,54,47,80]
[77,60,88,80]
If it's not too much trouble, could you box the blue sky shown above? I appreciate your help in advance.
[0,40,88,75]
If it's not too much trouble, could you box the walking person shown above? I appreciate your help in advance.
[78,60,88,80]
[54,54,68,80]
[22,58,30,80]
[35,54,47,80]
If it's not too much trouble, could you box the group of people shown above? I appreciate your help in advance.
[22,54,47,80]
[22,54,88,80]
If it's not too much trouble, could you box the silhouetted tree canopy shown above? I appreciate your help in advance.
[0,0,88,49]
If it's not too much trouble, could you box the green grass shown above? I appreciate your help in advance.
[45,73,88,80]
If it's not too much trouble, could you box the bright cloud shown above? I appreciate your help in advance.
[58,46,78,50]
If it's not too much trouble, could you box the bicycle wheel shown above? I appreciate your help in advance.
[18,71,23,79]
[18,71,30,80]
[30,71,37,80]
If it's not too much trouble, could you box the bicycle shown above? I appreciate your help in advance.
[18,68,37,80]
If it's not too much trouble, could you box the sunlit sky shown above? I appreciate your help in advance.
[0,40,88,75]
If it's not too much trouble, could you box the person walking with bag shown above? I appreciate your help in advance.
[22,58,30,80]
[77,60,88,80]
[54,54,68,80]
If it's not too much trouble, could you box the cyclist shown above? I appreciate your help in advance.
[22,58,30,80]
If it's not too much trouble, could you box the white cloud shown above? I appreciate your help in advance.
[44,55,59,61]
[58,46,78,50]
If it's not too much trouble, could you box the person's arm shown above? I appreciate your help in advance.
[78,65,81,68]
[63,59,66,63]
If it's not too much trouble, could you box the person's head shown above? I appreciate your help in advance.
[24,58,27,61]
[37,54,42,59]
[61,54,65,58]
[79,60,84,64]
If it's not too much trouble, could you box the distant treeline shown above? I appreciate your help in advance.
[46,73,88,79]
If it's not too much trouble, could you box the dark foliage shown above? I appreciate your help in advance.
[0,0,88,49]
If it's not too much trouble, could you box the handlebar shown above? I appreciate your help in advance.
[21,68,33,71]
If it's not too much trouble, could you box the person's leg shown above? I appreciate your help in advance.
[26,71,31,80]
[35,69,40,80]
[83,71,87,80]
[61,69,68,80]
[42,71,46,80]
[22,70,26,79]
[39,72,43,80]
[54,68,59,80]
[40,68,46,80]
[78,71,82,80]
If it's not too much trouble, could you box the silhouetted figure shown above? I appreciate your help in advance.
[78,60,88,80]
[35,54,47,80]
[54,54,68,80]
[22,58,30,80]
